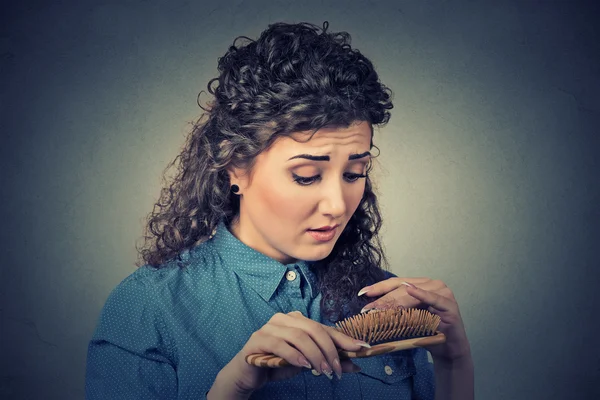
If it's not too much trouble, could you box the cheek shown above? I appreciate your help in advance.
[249,172,366,222]
[252,179,310,220]
[346,182,366,214]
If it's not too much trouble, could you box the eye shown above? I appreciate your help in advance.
[292,173,321,186]
[344,173,367,182]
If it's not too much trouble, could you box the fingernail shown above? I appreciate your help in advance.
[298,356,312,369]
[353,340,371,348]
[321,361,333,380]
[360,304,376,314]
[357,287,371,296]
[401,281,417,289]
[333,358,342,380]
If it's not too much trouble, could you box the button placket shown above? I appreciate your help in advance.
[284,267,307,315]
[286,270,297,281]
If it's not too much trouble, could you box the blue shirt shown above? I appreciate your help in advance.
[85,221,435,399]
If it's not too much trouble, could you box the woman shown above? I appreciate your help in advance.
[85,21,473,399]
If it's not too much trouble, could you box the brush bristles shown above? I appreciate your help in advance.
[335,308,441,344]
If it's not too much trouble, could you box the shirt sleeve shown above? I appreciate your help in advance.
[85,274,178,399]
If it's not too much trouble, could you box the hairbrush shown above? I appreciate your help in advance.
[245,308,446,368]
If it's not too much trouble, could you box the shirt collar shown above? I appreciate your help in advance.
[210,220,317,302]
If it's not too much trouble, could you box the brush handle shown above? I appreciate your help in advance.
[245,332,446,368]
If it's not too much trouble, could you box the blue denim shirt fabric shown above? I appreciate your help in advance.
[85,221,435,399]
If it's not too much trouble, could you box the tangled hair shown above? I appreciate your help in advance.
[137,21,394,322]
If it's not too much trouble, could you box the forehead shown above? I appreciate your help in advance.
[270,121,372,156]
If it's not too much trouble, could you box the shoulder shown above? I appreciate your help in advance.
[107,262,180,302]
[99,245,209,314]
[383,269,398,279]
[96,240,224,326]
[131,239,221,290]
[95,266,176,329]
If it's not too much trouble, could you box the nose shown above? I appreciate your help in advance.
[318,181,347,218]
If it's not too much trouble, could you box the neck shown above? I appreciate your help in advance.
[227,215,297,265]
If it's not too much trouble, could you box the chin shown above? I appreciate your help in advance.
[296,246,335,262]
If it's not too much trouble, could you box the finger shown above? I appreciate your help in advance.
[259,323,328,373]
[360,292,421,313]
[286,312,370,351]
[246,328,314,369]
[271,313,343,379]
[320,324,371,351]
[357,277,431,297]
[403,283,453,313]
[287,313,371,379]
[437,287,457,302]
[305,321,369,379]
[360,279,448,312]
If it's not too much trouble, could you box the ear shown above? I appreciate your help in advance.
[227,166,250,193]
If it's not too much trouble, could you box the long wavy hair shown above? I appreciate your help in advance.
[137,21,394,322]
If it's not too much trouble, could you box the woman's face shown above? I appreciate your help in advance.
[229,120,372,264]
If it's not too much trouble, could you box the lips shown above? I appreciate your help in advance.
[307,225,338,242]
[309,224,339,232]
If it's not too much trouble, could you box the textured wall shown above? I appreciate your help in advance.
[1,1,598,399]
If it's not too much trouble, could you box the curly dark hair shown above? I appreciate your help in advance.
[137,21,394,322]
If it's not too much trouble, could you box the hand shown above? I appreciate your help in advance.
[357,277,472,363]
[211,311,366,398]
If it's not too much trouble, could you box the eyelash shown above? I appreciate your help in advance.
[292,173,367,186]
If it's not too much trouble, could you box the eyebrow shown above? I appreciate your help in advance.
[348,151,371,160]
[288,151,371,161]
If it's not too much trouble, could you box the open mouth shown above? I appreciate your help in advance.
[308,224,339,232]
[307,225,338,242]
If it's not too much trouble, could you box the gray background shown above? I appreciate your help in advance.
[1,0,599,399]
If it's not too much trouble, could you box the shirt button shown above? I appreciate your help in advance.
[384,365,393,375]
[311,369,321,376]
[286,271,297,281]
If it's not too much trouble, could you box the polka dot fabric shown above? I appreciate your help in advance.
[85,221,435,399]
